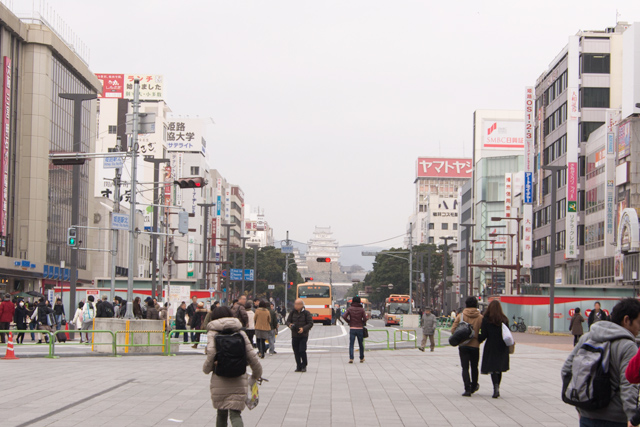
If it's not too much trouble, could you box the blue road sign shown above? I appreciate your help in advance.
[230,268,243,281]
[244,269,254,281]
[524,172,533,204]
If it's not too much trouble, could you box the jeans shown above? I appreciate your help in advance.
[55,314,63,331]
[29,322,36,341]
[579,418,626,427]
[458,346,480,391]
[216,409,243,427]
[292,336,308,370]
[349,329,364,361]
[268,329,276,354]
[256,338,266,356]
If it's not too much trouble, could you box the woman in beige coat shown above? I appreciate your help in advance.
[254,300,272,359]
[203,306,262,427]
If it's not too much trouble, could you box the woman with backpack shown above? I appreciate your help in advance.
[254,300,272,359]
[478,300,510,398]
[203,306,262,427]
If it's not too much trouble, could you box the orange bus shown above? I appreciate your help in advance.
[297,282,332,325]
[384,294,411,327]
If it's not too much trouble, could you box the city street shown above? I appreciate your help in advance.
[0,323,578,427]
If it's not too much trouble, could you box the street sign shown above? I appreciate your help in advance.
[111,213,129,230]
[103,156,124,169]
[268,285,275,290]
[244,269,254,281]
[230,268,243,281]
[281,246,294,254]
[208,288,216,293]
[221,270,228,278]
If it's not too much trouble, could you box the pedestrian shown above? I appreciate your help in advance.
[96,295,115,318]
[186,296,198,342]
[286,298,314,372]
[33,297,52,344]
[132,297,143,319]
[231,295,249,328]
[253,298,260,312]
[563,298,640,426]
[175,301,188,342]
[82,296,96,343]
[478,300,510,399]
[203,306,262,427]
[342,296,367,363]
[245,302,256,347]
[160,302,170,331]
[0,293,14,343]
[146,299,160,320]
[14,299,28,344]
[71,302,85,343]
[53,298,65,330]
[114,296,127,318]
[451,296,483,396]
[268,302,279,355]
[588,301,609,330]
[191,302,208,349]
[26,302,36,341]
[569,307,585,346]
[419,307,437,352]
[254,300,271,358]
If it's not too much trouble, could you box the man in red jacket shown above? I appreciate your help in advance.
[0,293,15,343]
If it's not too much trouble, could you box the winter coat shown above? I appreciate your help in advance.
[202,317,262,412]
[562,321,639,424]
[254,308,271,332]
[191,308,208,329]
[569,313,585,336]
[176,306,187,329]
[269,309,279,330]
[588,309,609,329]
[146,306,160,320]
[71,308,84,329]
[14,304,28,327]
[343,303,367,329]
[421,313,437,335]
[450,307,483,348]
[231,303,249,328]
[133,303,143,319]
[478,318,509,374]
[53,303,65,317]
[286,308,314,337]
[0,300,15,322]
[34,302,52,325]
[96,301,114,318]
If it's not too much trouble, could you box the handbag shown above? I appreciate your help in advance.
[448,313,474,346]
[502,322,515,346]
[61,318,67,326]
[363,327,369,338]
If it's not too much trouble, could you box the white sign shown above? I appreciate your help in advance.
[166,118,207,154]
[165,285,191,317]
[268,285,275,290]
[86,289,100,301]
[482,120,525,150]
[124,74,164,100]
[524,87,535,173]
[103,156,124,169]
[522,205,533,268]
[111,213,130,230]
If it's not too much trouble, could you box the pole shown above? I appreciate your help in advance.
[124,79,140,319]
[516,218,522,294]
[110,155,121,302]
[58,93,97,316]
[427,251,432,308]
[440,236,454,314]
[253,245,258,299]
[284,231,290,315]
[223,224,233,303]
[408,222,413,311]
[241,237,248,294]
[144,157,170,300]
[198,203,215,293]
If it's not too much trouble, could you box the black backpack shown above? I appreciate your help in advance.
[214,330,247,378]
[103,302,115,318]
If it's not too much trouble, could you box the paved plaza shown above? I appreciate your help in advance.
[0,322,579,427]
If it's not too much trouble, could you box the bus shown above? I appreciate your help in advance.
[347,297,371,320]
[384,294,411,327]
[297,282,332,325]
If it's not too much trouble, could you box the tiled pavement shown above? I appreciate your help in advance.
[0,322,578,427]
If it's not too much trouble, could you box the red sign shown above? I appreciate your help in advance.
[96,73,125,98]
[0,57,10,240]
[416,158,473,179]
[211,218,217,249]
[568,162,577,202]
[549,313,563,318]
[163,165,172,205]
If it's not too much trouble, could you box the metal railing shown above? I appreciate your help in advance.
[363,329,390,350]
[393,329,417,349]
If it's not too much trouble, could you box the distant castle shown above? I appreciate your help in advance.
[295,226,349,283]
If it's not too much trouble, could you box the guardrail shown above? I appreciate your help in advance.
[363,329,390,350]
[164,329,207,356]
[393,329,417,349]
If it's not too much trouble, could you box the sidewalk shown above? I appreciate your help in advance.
[0,330,577,427]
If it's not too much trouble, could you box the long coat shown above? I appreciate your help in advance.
[569,313,585,336]
[202,317,262,412]
[478,318,510,374]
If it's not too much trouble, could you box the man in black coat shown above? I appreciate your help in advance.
[175,301,188,343]
[588,301,609,329]
[96,295,115,318]
[286,298,314,372]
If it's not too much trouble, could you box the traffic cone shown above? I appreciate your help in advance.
[65,322,70,341]
[2,332,19,360]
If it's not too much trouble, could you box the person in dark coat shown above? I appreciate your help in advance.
[14,300,28,344]
[175,301,188,342]
[190,302,208,349]
[286,299,314,372]
[588,301,609,330]
[478,300,510,399]
[569,307,585,346]
[145,299,159,320]
[343,296,367,363]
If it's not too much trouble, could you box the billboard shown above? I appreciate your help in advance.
[504,173,512,218]
[482,120,524,150]
[524,87,535,173]
[416,158,472,179]
[0,57,10,241]
[95,74,164,100]
[618,121,631,159]
[522,205,533,268]
[166,118,207,154]
[96,74,125,98]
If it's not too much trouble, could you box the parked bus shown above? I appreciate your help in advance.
[384,294,411,327]
[347,297,371,319]
[297,282,332,325]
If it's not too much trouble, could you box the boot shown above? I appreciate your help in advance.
[492,384,500,399]
[462,384,471,397]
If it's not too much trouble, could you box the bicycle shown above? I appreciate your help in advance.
[510,315,526,333]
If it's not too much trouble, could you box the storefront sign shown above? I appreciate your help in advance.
[504,173,512,217]
[416,158,472,178]
[618,121,631,159]
[522,204,533,268]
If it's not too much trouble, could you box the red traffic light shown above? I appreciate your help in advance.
[316,257,331,263]
[174,177,206,189]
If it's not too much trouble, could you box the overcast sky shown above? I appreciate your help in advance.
[25,1,640,249]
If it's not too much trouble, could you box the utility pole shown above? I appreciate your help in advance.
[222,223,233,303]
[408,222,413,311]
[252,243,258,299]
[198,203,215,293]
[124,79,140,319]
[110,138,123,302]
[440,236,455,315]
[283,231,291,315]
[460,223,475,298]
[59,92,97,314]
[144,156,169,300]
[240,236,249,294]
[427,250,432,308]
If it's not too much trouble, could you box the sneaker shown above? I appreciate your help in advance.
[418,347,425,352]
[360,358,365,363]
[349,359,353,364]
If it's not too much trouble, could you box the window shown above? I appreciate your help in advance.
[428,237,434,244]
[578,224,585,246]
[578,190,585,211]
[556,199,566,220]
[582,53,610,74]
[585,221,605,250]
[442,223,448,230]
[556,230,566,251]
[581,88,610,108]
[108,125,117,134]
[428,223,434,230]
[542,176,549,196]
[453,223,458,230]
[579,156,586,177]
[190,166,200,175]
[580,122,605,142]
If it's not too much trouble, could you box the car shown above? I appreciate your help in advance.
[370,309,381,319]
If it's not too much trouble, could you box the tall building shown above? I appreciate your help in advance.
[410,157,472,245]
[244,206,274,248]
[531,23,628,290]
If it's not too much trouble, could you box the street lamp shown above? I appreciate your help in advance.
[491,216,523,294]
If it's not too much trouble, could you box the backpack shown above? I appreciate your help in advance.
[448,313,475,346]
[562,338,616,410]
[103,302,114,318]
[83,304,95,323]
[214,330,247,378]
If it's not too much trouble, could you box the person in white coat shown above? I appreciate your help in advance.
[71,302,85,343]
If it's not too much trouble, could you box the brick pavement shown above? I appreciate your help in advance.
[0,323,579,427]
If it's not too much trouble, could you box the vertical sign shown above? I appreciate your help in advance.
[504,174,512,217]
[163,165,172,206]
[522,205,533,268]
[187,237,194,277]
[211,218,217,250]
[565,88,579,259]
[524,87,534,174]
[0,57,10,241]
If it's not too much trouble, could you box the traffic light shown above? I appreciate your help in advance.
[305,277,314,282]
[173,177,207,189]
[316,257,331,262]
[288,281,293,289]
[67,227,77,247]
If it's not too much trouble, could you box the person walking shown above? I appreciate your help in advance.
[82,296,96,343]
[268,302,279,355]
[244,302,255,347]
[342,296,367,363]
[14,300,28,344]
[191,302,208,349]
[419,307,437,352]
[478,300,510,398]
[451,296,483,396]
[0,293,14,343]
[33,298,53,344]
[71,302,85,343]
[569,307,585,346]
[587,301,609,330]
[254,300,271,358]
[53,298,65,330]
[175,301,188,342]
[203,306,262,427]
[231,296,249,328]
[286,298,314,372]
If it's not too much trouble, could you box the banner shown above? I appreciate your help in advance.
[522,205,533,268]
[0,57,10,240]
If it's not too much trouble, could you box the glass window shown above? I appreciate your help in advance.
[442,223,448,230]
[453,223,458,230]
[428,223,434,230]
[190,166,199,175]
[581,88,610,108]
[108,125,117,134]
[582,53,611,74]
[580,122,605,142]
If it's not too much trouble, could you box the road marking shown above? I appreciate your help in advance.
[308,323,346,341]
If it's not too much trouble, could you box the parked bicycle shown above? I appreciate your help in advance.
[510,315,526,333]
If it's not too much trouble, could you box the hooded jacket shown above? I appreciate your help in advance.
[450,307,483,348]
[202,317,262,411]
[562,321,639,424]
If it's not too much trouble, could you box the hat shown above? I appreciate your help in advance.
[425,306,432,311]
[145,297,152,302]
[4,293,10,299]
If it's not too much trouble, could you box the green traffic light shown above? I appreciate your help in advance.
[69,238,76,246]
